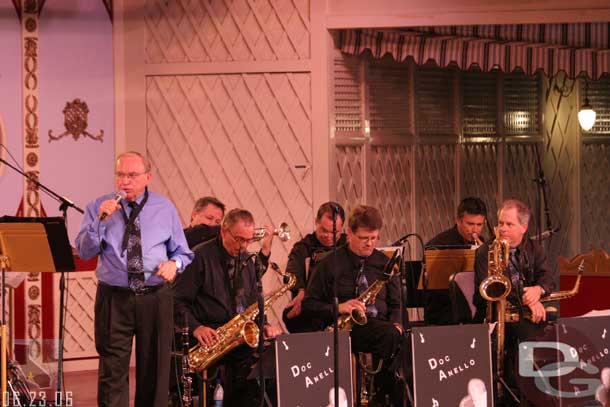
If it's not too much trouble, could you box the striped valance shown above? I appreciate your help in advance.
[339,27,610,80]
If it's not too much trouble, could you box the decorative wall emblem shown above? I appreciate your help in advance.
[48,98,104,142]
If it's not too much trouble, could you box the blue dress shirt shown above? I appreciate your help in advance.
[76,190,194,287]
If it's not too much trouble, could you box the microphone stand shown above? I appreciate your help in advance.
[532,144,553,245]
[254,254,267,407]
[394,234,421,407]
[0,156,83,406]
[331,209,339,407]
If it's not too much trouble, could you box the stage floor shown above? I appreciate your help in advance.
[64,368,135,407]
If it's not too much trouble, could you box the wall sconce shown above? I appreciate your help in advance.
[578,78,596,131]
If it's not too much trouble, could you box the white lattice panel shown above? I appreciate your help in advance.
[582,143,610,252]
[334,144,364,216]
[416,144,456,243]
[462,143,498,227]
[145,0,310,63]
[543,73,579,261]
[146,72,313,313]
[59,272,97,360]
[503,143,538,215]
[370,145,412,246]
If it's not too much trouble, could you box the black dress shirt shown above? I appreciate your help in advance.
[174,236,269,333]
[183,224,220,249]
[473,237,556,323]
[285,232,347,294]
[301,245,401,327]
[426,224,478,248]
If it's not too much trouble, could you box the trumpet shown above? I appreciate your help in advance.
[253,222,291,242]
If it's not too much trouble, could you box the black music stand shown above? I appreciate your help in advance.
[0,217,75,405]
[0,222,56,406]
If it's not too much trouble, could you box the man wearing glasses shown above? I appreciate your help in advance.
[302,205,405,405]
[76,151,193,407]
[283,201,347,333]
[174,208,282,406]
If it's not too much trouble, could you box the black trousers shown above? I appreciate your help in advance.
[95,282,174,407]
[351,318,406,403]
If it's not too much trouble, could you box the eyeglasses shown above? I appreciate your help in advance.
[115,171,146,180]
[354,234,378,243]
[227,228,255,245]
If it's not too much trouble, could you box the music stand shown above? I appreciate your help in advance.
[418,248,475,290]
[0,217,75,405]
[0,223,56,407]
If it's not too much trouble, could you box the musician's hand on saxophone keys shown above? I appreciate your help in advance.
[338,299,365,315]
[522,285,544,306]
[193,325,218,347]
[528,301,546,323]
[263,324,282,339]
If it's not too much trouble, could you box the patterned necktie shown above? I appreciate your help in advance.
[127,201,145,293]
[507,248,521,298]
[356,259,378,318]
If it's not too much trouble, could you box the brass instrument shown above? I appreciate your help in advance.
[327,250,401,331]
[188,263,296,372]
[505,259,585,323]
[478,234,511,396]
[253,222,291,242]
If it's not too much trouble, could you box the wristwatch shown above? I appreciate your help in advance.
[173,258,182,270]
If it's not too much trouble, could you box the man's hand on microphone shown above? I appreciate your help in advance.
[99,199,121,221]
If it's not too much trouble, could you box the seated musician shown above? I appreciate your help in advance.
[301,205,406,405]
[473,199,557,402]
[283,201,347,332]
[183,196,225,248]
[174,208,282,406]
[426,197,488,325]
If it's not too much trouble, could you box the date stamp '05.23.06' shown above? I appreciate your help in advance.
[3,391,73,406]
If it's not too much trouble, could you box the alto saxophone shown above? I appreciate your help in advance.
[327,250,401,331]
[188,263,296,372]
[478,233,511,396]
[505,259,584,323]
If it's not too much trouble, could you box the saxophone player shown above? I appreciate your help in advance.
[302,205,405,405]
[174,208,282,406]
[473,199,557,402]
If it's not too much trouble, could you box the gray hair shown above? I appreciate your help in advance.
[116,151,151,172]
[222,208,254,229]
[498,199,530,225]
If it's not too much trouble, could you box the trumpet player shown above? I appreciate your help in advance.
[473,199,556,403]
[283,201,347,333]
[302,205,406,406]
[426,197,488,325]
[183,196,225,248]
[174,208,282,406]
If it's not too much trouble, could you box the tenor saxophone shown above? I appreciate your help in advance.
[505,259,584,323]
[187,263,296,372]
[327,250,401,332]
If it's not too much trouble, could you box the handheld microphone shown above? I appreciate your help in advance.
[530,226,560,241]
[99,190,126,220]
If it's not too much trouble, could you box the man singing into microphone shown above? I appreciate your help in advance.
[76,151,193,407]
